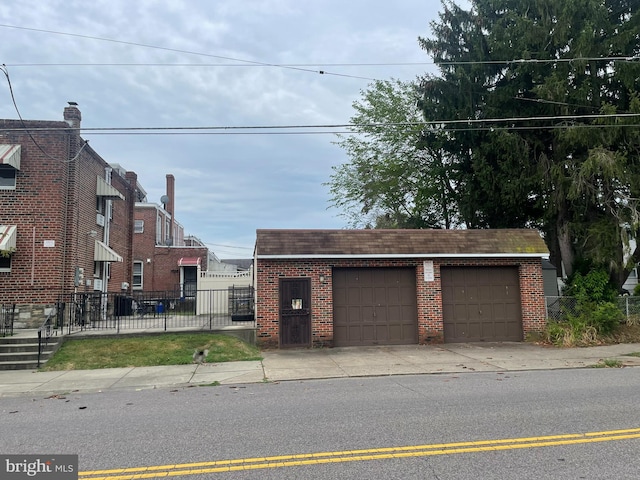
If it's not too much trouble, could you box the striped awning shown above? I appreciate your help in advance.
[0,225,17,251]
[0,145,20,170]
[96,176,125,200]
[94,240,123,262]
[178,257,201,267]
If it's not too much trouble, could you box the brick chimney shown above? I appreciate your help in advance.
[166,174,175,244]
[63,103,81,129]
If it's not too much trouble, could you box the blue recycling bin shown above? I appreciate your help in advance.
[156,302,164,314]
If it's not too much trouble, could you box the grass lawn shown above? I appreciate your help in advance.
[40,333,262,371]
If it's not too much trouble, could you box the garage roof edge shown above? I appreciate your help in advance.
[256,253,549,259]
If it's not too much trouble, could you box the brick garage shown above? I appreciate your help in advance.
[254,229,549,348]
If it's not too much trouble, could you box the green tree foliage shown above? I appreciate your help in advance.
[328,79,462,229]
[418,0,640,287]
[328,0,640,291]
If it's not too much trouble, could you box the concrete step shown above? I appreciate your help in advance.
[0,336,42,344]
[0,360,43,371]
[0,350,56,362]
[0,343,41,353]
[0,335,63,370]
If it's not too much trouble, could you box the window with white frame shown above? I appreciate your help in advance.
[134,220,144,233]
[132,261,143,289]
[156,214,162,245]
[0,165,16,189]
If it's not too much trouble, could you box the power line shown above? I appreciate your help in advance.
[3,57,639,69]
[2,113,639,134]
[0,64,89,162]
[3,62,431,68]
[0,24,376,81]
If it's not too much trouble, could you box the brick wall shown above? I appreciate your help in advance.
[133,204,207,292]
[0,108,137,325]
[256,257,546,348]
[0,118,74,304]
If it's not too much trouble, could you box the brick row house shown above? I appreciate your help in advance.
[128,173,210,298]
[0,105,221,328]
[254,229,549,348]
[0,105,138,327]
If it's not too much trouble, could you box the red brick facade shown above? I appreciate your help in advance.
[132,176,208,294]
[255,257,546,348]
[0,106,137,325]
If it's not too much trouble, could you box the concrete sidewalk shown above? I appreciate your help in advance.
[2,342,640,397]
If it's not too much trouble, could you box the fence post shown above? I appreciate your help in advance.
[626,296,630,323]
[544,296,549,319]
[209,290,213,330]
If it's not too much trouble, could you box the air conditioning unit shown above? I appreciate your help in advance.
[93,279,103,291]
[121,282,129,290]
[96,214,105,226]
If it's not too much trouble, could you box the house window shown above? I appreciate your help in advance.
[134,220,144,233]
[156,215,162,245]
[96,196,105,214]
[0,254,11,272]
[0,165,16,189]
[133,261,143,289]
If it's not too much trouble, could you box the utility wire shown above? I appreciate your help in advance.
[0,24,376,81]
[0,64,88,162]
[3,56,639,67]
[2,113,639,134]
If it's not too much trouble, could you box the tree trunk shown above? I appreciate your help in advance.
[556,203,574,280]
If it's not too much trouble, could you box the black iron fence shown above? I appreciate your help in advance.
[37,309,56,367]
[56,287,255,334]
[1,303,15,337]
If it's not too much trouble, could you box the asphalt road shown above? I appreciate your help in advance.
[2,368,640,479]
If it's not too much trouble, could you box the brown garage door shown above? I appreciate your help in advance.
[441,266,523,342]
[333,268,418,346]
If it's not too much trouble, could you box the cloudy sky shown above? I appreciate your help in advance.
[0,0,446,258]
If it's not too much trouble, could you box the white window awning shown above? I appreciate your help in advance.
[96,176,125,200]
[94,240,123,262]
[0,145,20,170]
[0,225,17,251]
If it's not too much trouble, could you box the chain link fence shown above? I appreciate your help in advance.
[545,296,640,324]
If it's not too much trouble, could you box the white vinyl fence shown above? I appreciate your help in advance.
[197,269,253,316]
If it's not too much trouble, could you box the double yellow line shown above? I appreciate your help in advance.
[79,427,640,479]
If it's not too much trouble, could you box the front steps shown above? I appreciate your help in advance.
[0,333,63,370]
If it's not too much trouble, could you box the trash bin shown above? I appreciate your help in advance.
[114,296,133,316]
[156,302,164,314]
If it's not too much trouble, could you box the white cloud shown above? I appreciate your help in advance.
[0,0,441,253]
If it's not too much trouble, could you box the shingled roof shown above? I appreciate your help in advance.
[255,229,549,258]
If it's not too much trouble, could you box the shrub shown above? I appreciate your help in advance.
[589,302,623,335]
[545,267,623,345]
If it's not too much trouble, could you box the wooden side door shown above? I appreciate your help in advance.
[279,278,311,348]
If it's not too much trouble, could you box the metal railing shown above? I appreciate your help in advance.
[37,309,56,367]
[55,288,256,334]
[545,296,640,324]
[1,303,15,337]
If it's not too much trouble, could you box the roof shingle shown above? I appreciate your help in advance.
[255,229,549,258]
